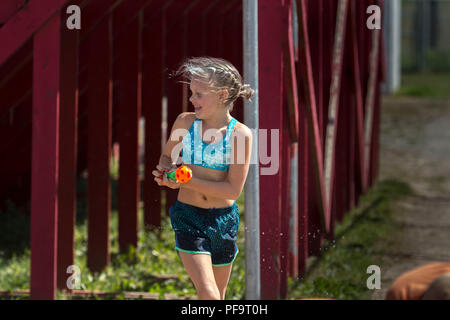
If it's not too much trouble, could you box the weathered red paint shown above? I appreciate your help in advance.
[297,0,329,240]
[164,0,188,215]
[30,10,62,300]
[0,0,69,66]
[113,1,142,254]
[259,0,286,300]
[283,0,300,280]
[86,9,113,273]
[297,110,309,278]
[0,0,385,300]
[57,4,79,291]
[142,1,166,229]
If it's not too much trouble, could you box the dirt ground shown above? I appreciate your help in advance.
[370,95,450,300]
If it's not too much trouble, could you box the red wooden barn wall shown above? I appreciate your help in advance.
[0,0,384,299]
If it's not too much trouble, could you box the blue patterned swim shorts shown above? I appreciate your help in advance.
[168,200,239,266]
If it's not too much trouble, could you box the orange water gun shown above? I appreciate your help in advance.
[163,165,192,183]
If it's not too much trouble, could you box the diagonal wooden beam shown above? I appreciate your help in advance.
[363,9,381,189]
[297,0,328,233]
[282,0,299,281]
[350,0,368,195]
[323,0,349,236]
[0,0,69,67]
[0,0,23,25]
[283,21,299,143]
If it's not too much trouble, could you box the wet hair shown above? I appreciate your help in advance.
[170,56,255,112]
[421,274,450,300]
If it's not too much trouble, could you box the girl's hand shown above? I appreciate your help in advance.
[152,164,180,189]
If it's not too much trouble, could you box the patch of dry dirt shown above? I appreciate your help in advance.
[371,96,450,300]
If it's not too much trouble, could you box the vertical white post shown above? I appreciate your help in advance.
[382,0,402,93]
[243,0,260,300]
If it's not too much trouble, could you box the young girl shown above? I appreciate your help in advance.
[152,57,254,300]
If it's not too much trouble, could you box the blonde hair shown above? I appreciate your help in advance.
[171,56,255,112]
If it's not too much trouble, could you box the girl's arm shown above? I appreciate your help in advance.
[183,126,253,200]
[153,113,192,189]
[158,112,191,168]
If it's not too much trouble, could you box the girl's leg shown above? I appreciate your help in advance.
[212,264,233,300]
[178,251,221,300]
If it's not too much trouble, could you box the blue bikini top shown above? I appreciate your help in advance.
[181,117,237,171]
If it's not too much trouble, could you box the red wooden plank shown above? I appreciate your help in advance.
[111,0,149,29]
[281,1,296,287]
[296,56,308,277]
[0,0,23,25]
[338,2,354,226]
[0,132,31,178]
[317,0,325,146]
[180,0,204,114]
[113,3,141,253]
[349,0,367,201]
[370,0,383,186]
[86,14,112,273]
[0,37,31,89]
[222,0,241,59]
[142,5,164,228]
[232,3,244,124]
[0,0,69,67]
[309,0,332,252]
[203,0,222,57]
[217,0,239,57]
[288,143,299,279]
[284,0,299,280]
[363,23,381,190]
[280,4,296,284]
[259,0,286,300]
[79,0,118,41]
[186,0,208,57]
[280,107,290,299]
[30,11,61,300]
[335,56,350,225]
[221,0,243,123]
[344,0,353,220]
[296,0,329,237]
[301,0,323,257]
[370,78,381,186]
[283,5,299,143]
[348,87,356,212]
[307,0,322,137]
[0,92,32,188]
[0,81,32,208]
[323,0,348,238]
[56,5,79,291]
[0,58,32,121]
[200,0,221,55]
[221,0,241,68]
[0,96,31,157]
[164,1,189,214]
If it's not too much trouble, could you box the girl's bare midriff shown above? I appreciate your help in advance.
[177,163,235,209]
[175,112,237,209]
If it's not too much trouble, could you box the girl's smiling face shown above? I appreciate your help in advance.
[189,78,227,119]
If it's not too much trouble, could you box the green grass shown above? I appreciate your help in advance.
[396,72,450,98]
[1,172,413,300]
[287,178,414,300]
[0,172,247,300]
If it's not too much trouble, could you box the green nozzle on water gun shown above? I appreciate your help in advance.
[163,165,193,183]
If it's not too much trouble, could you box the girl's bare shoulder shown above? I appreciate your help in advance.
[174,112,196,130]
[232,120,252,138]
